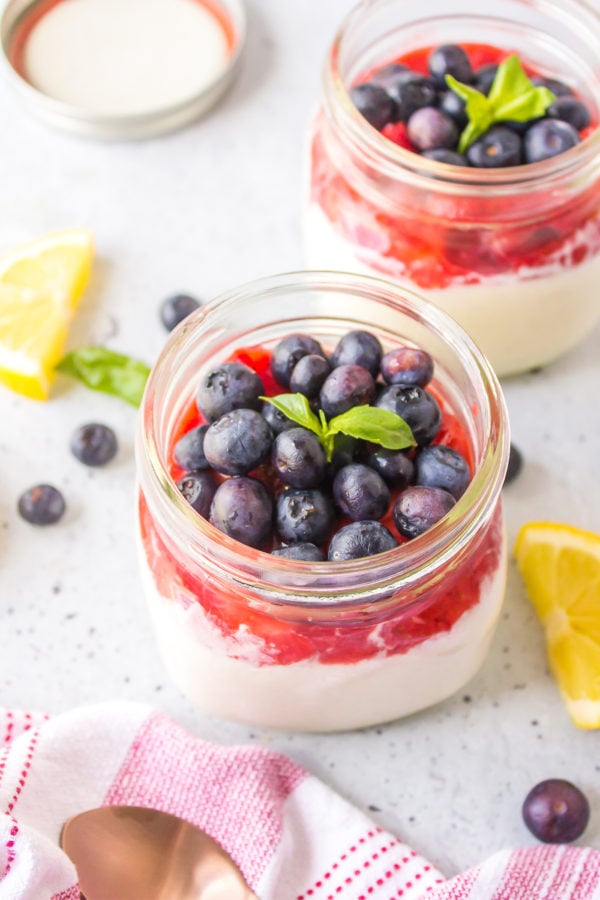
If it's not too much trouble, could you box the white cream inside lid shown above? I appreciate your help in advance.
[22,0,231,117]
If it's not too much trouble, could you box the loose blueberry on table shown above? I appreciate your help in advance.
[350,43,593,166]
[522,779,590,844]
[159,293,202,332]
[169,329,474,562]
[18,484,66,526]
[504,443,523,486]
[70,422,118,467]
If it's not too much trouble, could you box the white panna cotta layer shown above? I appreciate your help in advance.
[140,536,507,733]
[304,202,600,377]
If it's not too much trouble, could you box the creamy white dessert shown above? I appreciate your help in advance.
[304,202,600,378]
[139,532,507,732]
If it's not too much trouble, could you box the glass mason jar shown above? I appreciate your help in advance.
[304,0,600,377]
[136,271,509,732]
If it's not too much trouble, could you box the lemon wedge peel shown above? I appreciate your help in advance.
[515,521,600,730]
[0,229,94,400]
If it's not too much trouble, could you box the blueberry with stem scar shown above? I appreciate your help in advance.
[18,484,66,525]
[203,408,273,476]
[328,521,398,560]
[196,363,264,422]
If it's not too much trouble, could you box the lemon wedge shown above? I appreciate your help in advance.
[0,229,93,399]
[515,521,600,729]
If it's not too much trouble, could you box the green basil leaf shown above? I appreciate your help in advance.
[445,75,493,152]
[328,405,415,450]
[447,55,555,153]
[56,346,151,407]
[261,393,324,437]
[488,55,554,122]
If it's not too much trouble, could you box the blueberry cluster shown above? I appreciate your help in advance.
[174,331,472,561]
[351,44,590,166]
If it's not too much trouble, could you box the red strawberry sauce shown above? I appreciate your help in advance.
[310,43,600,290]
[139,343,503,667]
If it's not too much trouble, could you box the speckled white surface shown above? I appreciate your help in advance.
[1,0,600,882]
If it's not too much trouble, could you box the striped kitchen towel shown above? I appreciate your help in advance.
[0,702,598,899]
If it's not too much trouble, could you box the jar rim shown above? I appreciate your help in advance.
[137,270,509,610]
[323,0,600,194]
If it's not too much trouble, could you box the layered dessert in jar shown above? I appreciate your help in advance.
[305,0,600,376]
[136,272,509,732]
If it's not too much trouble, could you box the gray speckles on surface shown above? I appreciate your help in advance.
[0,0,600,883]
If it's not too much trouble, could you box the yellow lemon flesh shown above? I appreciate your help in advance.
[515,521,600,729]
[0,229,94,399]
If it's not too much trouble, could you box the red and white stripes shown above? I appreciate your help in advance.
[0,703,598,899]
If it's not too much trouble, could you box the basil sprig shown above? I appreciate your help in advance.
[262,393,415,461]
[446,54,555,153]
[56,346,150,407]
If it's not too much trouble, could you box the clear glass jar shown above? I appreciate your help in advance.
[135,271,509,732]
[304,0,600,377]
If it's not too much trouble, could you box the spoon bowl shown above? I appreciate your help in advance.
[60,805,258,900]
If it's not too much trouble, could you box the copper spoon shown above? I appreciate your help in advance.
[60,805,258,900]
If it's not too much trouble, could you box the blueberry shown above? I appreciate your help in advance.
[370,62,410,90]
[422,148,468,166]
[173,425,209,471]
[328,521,398,561]
[503,118,540,137]
[203,409,272,475]
[270,334,325,389]
[210,477,273,548]
[328,434,359,473]
[547,96,591,131]
[70,423,117,467]
[415,444,471,499]
[349,82,397,130]
[439,90,468,129]
[393,485,456,539]
[375,385,441,445]
[524,119,580,163]
[531,76,573,97]
[272,543,324,561]
[160,293,201,331]
[18,484,66,526]
[276,489,335,545]
[262,402,296,435]
[380,346,434,387]
[504,443,523,486]
[333,463,390,521]
[177,471,217,518]
[367,448,414,488]
[467,126,522,167]
[428,44,474,89]
[272,427,326,489]
[522,779,590,844]
[407,107,458,151]
[319,365,376,418]
[330,330,383,377]
[383,72,438,122]
[196,363,264,422]
[289,354,331,399]
[475,64,498,95]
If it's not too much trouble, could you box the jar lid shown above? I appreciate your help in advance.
[0,0,246,140]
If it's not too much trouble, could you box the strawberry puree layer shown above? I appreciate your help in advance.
[138,343,504,670]
[139,492,503,669]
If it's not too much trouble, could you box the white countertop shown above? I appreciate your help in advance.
[1,0,600,882]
